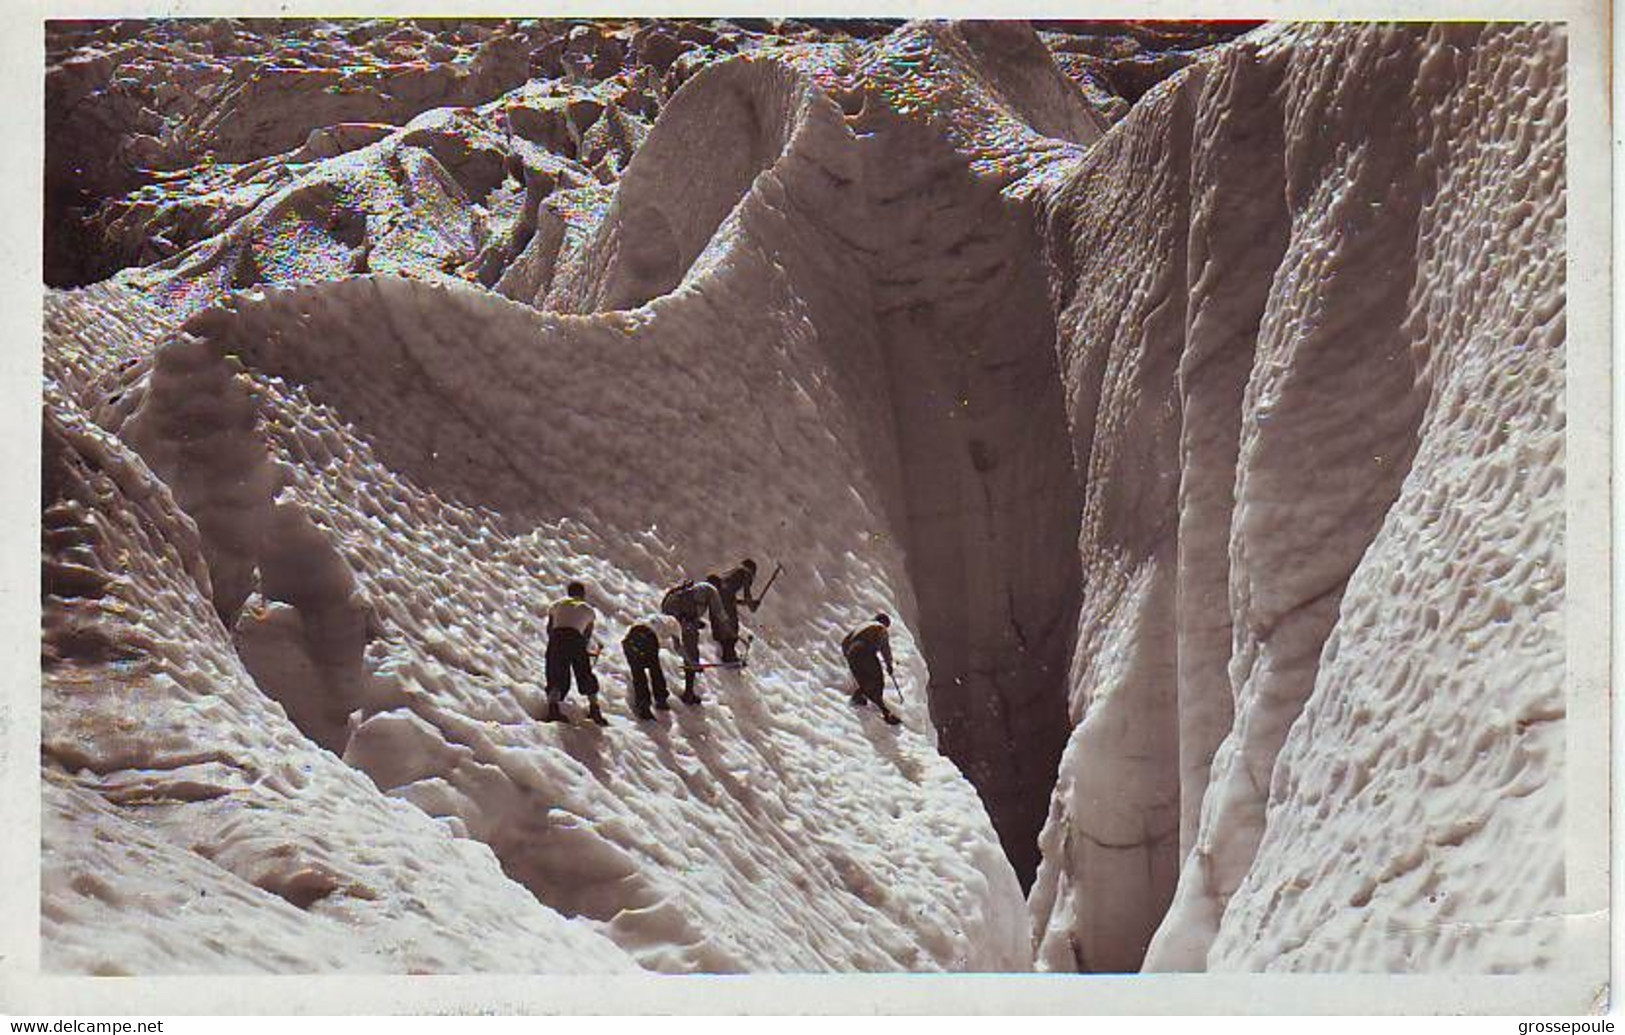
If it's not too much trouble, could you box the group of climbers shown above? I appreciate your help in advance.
[539,559,900,727]
[660,557,763,689]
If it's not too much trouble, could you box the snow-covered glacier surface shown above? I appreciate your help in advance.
[40,17,1574,980]
[42,17,1074,976]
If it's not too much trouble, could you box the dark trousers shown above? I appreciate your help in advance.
[677,619,701,665]
[546,628,598,701]
[715,599,741,662]
[676,619,702,693]
[625,645,668,714]
[847,650,885,705]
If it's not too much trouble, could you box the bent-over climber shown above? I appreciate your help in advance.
[660,577,725,704]
[623,615,675,721]
[710,558,760,664]
[545,580,605,725]
[842,613,900,725]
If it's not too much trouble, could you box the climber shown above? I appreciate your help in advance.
[841,612,900,725]
[660,577,725,704]
[622,615,675,721]
[544,580,606,725]
[709,558,760,664]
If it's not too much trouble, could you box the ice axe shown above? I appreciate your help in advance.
[888,667,903,701]
[751,562,785,609]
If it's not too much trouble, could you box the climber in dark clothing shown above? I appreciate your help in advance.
[545,580,604,724]
[623,616,673,720]
[842,613,900,725]
[660,578,724,704]
[710,558,759,664]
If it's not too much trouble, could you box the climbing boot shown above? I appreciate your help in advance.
[882,711,902,726]
[849,692,867,707]
[680,691,702,706]
[653,698,672,711]
[587,701,609,726]
[544,699,564,722]
[634,707,655,721]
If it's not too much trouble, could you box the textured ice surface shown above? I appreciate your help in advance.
[43,380,639,974]
[1027,23,1568,973]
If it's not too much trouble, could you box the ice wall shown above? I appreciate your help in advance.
[1028,23,1567,973]
[44,21,1067,972]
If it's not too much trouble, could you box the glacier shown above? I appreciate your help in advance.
[37,16,1577,982]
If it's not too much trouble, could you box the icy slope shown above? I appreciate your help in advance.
[104,270,1030,972]
[44,20,1100,969]
[1027,23,1567,972]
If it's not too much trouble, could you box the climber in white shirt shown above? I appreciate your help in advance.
[544,580,604,725]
